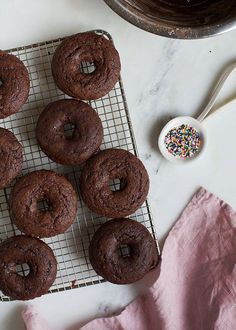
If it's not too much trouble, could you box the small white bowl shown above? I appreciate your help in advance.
[158,116,207,164]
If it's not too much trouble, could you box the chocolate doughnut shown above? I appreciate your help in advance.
[52,32,121,100]
[79,149,149,218]
[89,218,158,284]
[0,50,30,119]
[9,170,78,238]
[0,128,23,189]
[0,235,57,300]
[36,99,103,165]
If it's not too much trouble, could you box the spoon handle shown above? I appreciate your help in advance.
[197,62,236,122]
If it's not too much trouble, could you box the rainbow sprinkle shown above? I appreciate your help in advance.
[164,124,201,158]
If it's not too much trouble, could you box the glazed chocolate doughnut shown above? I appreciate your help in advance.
[52,32,121,100]
[36,99,103,165]
[0,235,57,300]
[79,148,149,217]
[0,50,30,119]
[0,128,23,189]
[9,170,78,238]
[89,218,158,284]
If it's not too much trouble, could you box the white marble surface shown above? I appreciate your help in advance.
[1,0,236,329]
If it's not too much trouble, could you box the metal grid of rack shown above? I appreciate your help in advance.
[0,30,159,302]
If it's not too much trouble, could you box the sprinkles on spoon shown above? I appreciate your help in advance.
[164,124,201,158]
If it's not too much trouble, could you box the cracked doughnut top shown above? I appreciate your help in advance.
[36,99,103,166]
[89,218,158,284]
[0,235,57,300]
[9,170,78,238]
[51,32,121,100]
[79,148,149,218]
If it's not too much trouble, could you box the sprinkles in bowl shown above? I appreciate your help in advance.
[164,124,201,159]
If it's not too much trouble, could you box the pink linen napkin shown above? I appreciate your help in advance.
[22,305,54,330]
[22,188,236,330]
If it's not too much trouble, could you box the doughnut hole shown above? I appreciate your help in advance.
[109,178,127,192]
[119,244,131,258]
[80,61,96,74]
[64,122,76,139]
[16,263,30,277]
[37,198,52,212]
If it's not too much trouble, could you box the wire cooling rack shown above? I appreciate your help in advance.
[0,30,159,302]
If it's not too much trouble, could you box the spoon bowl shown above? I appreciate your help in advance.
[158,116,207,163]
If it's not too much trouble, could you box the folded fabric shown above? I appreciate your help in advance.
[22,305,53,330]
[22,188,236,330]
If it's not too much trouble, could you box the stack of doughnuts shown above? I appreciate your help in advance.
[0,31,158,301]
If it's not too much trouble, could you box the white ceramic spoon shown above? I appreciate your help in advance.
[158,61,236,163]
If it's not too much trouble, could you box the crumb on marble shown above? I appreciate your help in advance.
[71,280,77,288]
[145,154,151,160]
